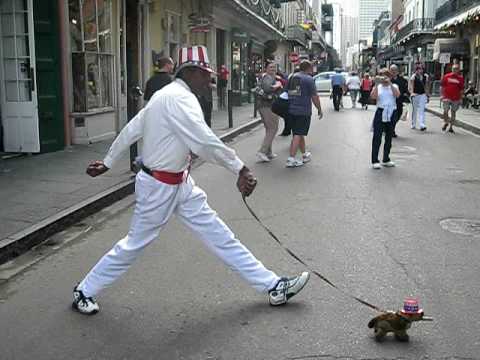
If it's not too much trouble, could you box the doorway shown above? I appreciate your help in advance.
[0,0,39,153]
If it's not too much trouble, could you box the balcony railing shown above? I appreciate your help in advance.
[435,0,478,25]
[394,18,435,43]
[286,25,308,47]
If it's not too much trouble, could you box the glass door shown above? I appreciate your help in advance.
[0,0,39,152]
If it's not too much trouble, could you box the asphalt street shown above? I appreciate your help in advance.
[1,97,480,360]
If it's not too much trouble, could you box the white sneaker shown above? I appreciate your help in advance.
[372,163,381,170]
[286,157,304,168]
[382,161,396,167]
[269,272,310,306]
[267,153,278,160]
[256,152,270,163]
[302,152,312,163]
[72,286,99,315]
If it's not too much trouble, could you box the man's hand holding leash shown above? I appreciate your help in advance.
[237,166,257,197]
[86,160,109,177]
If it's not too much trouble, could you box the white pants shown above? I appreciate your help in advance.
[411,94,427,129]
[78,171,280,298]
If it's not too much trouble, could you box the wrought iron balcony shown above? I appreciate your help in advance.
[394,18,435,44]
[286,25,309,47]
[435,0,478,25]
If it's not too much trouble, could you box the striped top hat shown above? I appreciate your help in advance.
[176,45,215,74]
[400,297,423,315]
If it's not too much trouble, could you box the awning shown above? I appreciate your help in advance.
[434,4,480,30]
[230,0,286,39]
[432,38,470,60]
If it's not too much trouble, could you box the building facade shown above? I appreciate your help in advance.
[359,0,388,43]
[434,0,480,90]
[3,0,322,153]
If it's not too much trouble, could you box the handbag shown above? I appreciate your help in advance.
[271,95,289,118]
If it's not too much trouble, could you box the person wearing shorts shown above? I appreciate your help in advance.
[441,64,464,133]
[286,61,323,168]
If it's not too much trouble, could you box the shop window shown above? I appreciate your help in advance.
[69,0,113,112]
[166,11,180,60]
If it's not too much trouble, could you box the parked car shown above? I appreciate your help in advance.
[313,71,335,92]
[313,71,349,92]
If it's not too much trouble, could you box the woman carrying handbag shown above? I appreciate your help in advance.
[255,62,283,162]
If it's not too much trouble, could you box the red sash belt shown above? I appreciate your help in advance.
[141,165,185,185]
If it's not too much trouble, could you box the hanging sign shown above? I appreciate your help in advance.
[439,53,451,64]
[289,52,300,63]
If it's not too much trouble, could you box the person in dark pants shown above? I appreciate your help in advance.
[198,78,216,127]
[331,68,345,111]
[144,57,174,101]
[390,64,409,137]
[370,69,400,169]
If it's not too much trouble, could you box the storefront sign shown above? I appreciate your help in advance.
[439,53,451,64]
[232,28,249,42]
[188,13,212,33]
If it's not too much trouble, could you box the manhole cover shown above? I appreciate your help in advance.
[440,218,480,237]
[458,179,480,185]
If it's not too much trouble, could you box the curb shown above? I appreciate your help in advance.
[425,107,480,135]
[0,118,262,265]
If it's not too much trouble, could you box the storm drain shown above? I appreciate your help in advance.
[440,218,480,237]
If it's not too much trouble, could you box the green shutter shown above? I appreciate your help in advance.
[34,1,64,153]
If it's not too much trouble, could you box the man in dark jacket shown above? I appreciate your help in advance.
[390,64,409,137]
[144,57,174,101]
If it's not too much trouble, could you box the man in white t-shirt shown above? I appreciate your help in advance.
[346,71,361,108]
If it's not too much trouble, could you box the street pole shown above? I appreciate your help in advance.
[228,90,233,128]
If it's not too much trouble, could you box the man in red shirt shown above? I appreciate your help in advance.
[441,64,464,133]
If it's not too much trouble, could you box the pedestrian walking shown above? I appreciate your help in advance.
[409,65,430,131]
[370,69,400,170]
[360,73,373,110]
[463,81,478,108]
[286,60,323,168]
[256,61,283,162]
[279,68,300,136]
[440,64,464,134]
[390,64,410,137]
[346,71,361,108]
[73,45,310,315]
[331,68,346,111]
[144,57,174,101]
[218,64,229,109]
[198,77,216,127]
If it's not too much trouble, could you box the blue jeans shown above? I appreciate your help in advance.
[371,108,394,164]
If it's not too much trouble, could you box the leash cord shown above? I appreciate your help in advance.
[242,195,386,313]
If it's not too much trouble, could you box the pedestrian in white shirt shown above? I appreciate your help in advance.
[346,71,361,108]
[370,69,400,169]
[72,46,309,315]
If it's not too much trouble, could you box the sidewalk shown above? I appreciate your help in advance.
[426,96,480,135]
[0,103,260,264]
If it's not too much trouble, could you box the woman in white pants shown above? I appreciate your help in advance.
[409,65,430,131]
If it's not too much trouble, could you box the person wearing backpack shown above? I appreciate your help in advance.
[360,73,373,110]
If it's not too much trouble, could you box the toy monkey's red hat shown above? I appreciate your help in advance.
[401,298,423,315]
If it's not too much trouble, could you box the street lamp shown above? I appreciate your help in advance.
[417,46,422,62]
